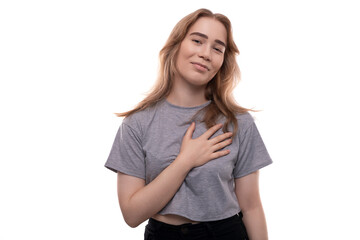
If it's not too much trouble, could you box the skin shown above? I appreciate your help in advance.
[117,17,268,239]
[166,17,226,107]
[235,171,268,239]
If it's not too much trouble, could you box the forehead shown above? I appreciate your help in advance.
[187,17,227,43]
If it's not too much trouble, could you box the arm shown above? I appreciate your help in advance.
[117,157,190,228]
[118,122,233,227]
[235,171,268,240]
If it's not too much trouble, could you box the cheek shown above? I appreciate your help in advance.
[213,57,224,72]
[180,41,197,58]
[177,46,189,65]
[175,47,187,67]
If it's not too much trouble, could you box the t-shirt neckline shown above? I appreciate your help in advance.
[164,99,212,110]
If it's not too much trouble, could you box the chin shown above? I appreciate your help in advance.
[188,76,211,85]
[190,81,210,88]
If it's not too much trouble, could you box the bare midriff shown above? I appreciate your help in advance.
[152,213,200,225]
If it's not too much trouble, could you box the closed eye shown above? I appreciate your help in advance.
[192,39,202,44]
[214,47,223,53]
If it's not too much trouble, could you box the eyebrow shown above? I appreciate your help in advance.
[189,32,226,48]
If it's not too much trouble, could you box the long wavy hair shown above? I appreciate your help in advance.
[115,8,257,136]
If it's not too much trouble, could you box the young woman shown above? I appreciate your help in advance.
[105,8,272,240]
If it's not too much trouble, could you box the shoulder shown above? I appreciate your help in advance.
[235,111,255,127]
[234,111,255,134]
[121,100,164,135]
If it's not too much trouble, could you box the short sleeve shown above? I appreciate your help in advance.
[104,122,145,179]
[233,121,273,178]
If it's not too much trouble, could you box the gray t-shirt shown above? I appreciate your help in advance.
[105,99,272,221]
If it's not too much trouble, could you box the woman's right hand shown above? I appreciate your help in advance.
[178,122,233,169]
[117,122,233,228]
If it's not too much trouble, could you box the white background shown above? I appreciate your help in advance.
[1,0,359,239]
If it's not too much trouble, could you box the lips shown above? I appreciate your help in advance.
[191,62,209,71]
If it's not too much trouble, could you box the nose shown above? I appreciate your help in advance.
[198,45,211,62]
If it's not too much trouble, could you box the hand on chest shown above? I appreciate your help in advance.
[143,120,238,184]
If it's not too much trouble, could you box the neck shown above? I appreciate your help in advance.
[166,77,208,107]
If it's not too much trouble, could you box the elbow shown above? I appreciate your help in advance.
[240,202,264,214]
[125,219,141,228]
[119,196,146,228]
[122,211,143,228]
[239,197,263,214]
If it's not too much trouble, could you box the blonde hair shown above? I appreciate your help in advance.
[116,8,257,135]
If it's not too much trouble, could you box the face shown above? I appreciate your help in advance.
[174,17,227,88]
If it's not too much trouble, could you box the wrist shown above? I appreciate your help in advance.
[174,154,193,173]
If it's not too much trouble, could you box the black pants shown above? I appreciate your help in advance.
[144,212,249,240]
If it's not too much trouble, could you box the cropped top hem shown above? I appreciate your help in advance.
[156,208,241,222]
